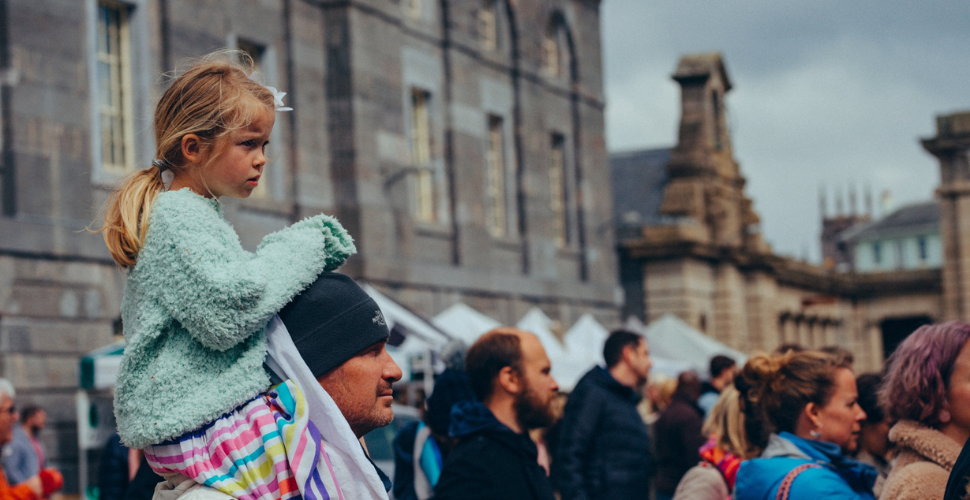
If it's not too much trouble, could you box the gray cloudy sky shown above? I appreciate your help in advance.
[600,0,969,262]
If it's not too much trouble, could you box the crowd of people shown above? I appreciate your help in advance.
[390,322,970,500]
[2,49,970,500]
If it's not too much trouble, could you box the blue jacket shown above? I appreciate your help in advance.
[735,432,877,500]
[1,426,38,484]
[434,402,555,500]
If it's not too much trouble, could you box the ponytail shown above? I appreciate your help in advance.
[95,166,165,268]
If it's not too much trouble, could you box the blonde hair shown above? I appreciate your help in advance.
[94,51,275,268]
[702,385,758,459]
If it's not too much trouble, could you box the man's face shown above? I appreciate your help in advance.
[0,395,16,446]
[27,410,46,435]
[513,334,560,430]
[317,340,403,438]
[627,339,652,384]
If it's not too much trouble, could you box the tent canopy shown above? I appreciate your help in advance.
[432,303,501,345]
[629,314,747,379]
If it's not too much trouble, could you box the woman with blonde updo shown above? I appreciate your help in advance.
[672,385,758,500]
[733,351,877,500]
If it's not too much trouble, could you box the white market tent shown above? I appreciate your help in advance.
[515,307,567,362]
[432,302,501,345]
[361,284,454,390]
[516,307,597,390]
[629,313,747,379]
[563,314,608,367]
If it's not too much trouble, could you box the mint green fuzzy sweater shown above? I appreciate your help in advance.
[114,189,356,449]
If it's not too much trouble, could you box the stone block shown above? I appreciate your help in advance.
[3,353,79,390]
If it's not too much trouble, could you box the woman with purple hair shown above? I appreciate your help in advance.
[879,321,970,500]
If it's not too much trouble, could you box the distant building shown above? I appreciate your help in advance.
[840,202,942,272]
[612,52,968,372]
[0,0,615,492]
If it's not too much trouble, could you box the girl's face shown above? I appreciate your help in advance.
[204,107,274,198]
[175,106,275,199]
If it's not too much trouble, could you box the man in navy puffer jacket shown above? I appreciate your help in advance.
[552,330,654,500]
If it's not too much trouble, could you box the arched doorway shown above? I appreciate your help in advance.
[880,316,933,360]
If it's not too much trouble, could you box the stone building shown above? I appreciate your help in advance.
[0,0,615,491]
[614,52,965,373]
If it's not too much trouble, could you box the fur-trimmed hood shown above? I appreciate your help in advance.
[881,420,962,500]
[889,419,960,470]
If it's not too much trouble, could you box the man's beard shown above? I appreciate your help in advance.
[514,383,556,430]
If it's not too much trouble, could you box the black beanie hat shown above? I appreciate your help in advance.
[278,272,390,378]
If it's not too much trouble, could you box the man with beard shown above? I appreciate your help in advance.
[433,328,559,500]
[152,272,403,500]
[552,330,653,500]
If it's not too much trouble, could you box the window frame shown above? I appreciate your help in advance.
[484,114,507,237]
[549,132,568,247]
[87,0,151,186]
[411,88,435,223]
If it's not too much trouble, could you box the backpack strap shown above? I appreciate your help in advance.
[775,463,822,500]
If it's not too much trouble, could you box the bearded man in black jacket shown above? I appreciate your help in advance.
[552,330,654,500]
[433,328,560,500]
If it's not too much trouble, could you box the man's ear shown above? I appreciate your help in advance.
[496,366,522,395]
[181,133,202,164]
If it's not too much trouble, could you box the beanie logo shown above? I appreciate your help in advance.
[372,310,386,326]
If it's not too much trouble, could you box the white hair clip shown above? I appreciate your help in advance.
[249,72,293,112]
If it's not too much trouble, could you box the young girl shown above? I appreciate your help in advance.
[96,53,355,499]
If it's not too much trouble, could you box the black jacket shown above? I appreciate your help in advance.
[653,393,706,494]
[551,366,653,500]
[433,401,555,500]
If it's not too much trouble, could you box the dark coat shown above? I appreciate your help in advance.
[551,366,653,500]
[98,434,130,500]
[654,393,706,495]
[433,401,555,500]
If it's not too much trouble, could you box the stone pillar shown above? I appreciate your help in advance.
[643,258,716,331]
[745,271,780,352]
[714,263,748,350]
[923,112,970,321]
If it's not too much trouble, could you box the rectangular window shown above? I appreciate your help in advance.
[485,115,506,237]
[550,133,567,247]
[479,0,497,51]
[918,236,928,261]
[872,241,882,265]
[411,89,435,222]
[97,1,134,173]
[542,32,560,76]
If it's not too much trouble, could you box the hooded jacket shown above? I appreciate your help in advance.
[734,432,877,500]
[433,402,555,500]
[881,420,960,500]
[114,188,355,448]
[551,366,653,500]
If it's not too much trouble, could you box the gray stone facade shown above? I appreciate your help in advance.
[0,0,615,491]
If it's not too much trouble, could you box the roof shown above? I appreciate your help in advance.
[610,147,672,240]
[672,52,733,91]
[840,201,939,243]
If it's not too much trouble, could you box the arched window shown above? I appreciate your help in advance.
[542,22,561,77]
[479,0,498,51]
